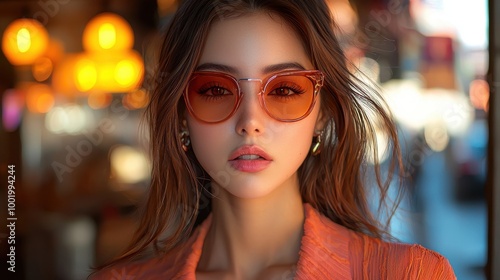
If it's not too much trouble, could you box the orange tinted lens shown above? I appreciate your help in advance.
[187,74,238,122]
[263,75,315,120]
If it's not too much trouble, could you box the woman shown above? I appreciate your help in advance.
[93,0,456,279]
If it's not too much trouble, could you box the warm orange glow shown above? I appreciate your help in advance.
[88,91,112,109]
[98,23,117,49]
[45,39,65,64]
[17,28,31,53]
[97,59,116,90]
[83,13,134,52]
[52,54,79,95]
[53,51,144,95]
[115,59,135,86]
[157,0,178,16]
[32,57,53,82]
[90,50,144,92]
[123,89,149,109]
[75,56,98,92]
[469,79,489,112]
[2,19,49,65]
[25,83,55,113]
[114,51,144,89]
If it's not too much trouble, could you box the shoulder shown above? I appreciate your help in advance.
[303,204,456,279]
[349,232,456,279]
[90,253,181,280]
[90,216,212,280]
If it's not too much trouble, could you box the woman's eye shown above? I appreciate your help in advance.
[273,88,294,96]
[209,87,229,96]
[198,84,232,96]
[269,85,305,96]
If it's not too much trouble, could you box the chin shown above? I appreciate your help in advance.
[210,171,298,200]
[222,181,278,199]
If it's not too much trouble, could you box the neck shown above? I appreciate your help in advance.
[197,176,304,279]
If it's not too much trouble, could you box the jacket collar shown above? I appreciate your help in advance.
[294,203,352,279]
[173,203,353,279]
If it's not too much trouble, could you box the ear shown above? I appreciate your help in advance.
[314,108,328,133]
[180,119,190,134]
[181,106,190,127]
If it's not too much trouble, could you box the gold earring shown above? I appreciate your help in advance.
[311,131,322,156]
[180,130,190,151]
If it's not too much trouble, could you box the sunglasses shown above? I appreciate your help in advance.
[184,70,324,123]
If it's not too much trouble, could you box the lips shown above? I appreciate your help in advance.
[228,145,272,172]
[229,145,272,161]
[236,154,262,160]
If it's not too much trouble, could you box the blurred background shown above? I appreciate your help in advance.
[0,0,491,279]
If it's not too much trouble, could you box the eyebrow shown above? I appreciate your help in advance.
[262,62,306,74]
[194,62,307,75]
[195,63,238,73]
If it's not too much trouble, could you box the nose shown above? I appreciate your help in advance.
[234,81,266,136]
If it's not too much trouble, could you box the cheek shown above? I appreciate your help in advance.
[293,109,322,154]
[269,117,317,162]
[189,126,216,152]
[282,124,315,156]
[187,120,231,166]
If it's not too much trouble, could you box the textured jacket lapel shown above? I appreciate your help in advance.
[294,204,352,279]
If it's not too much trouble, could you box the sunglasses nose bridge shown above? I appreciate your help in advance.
[235,78,267,117]
[237,78,264,96]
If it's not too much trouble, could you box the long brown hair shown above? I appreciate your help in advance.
[97,0,404,270]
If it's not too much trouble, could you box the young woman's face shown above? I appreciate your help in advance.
[186,12,323,199]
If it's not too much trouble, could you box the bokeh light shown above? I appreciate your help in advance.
[2,89,23,131]
[25,83,55,114]
[75,56,98,92]
[32,57,54,82]
[424,122,450,152]
[88,92,112,109]
[45,104,92,134]
[83,13,134,52]
[110,145,150,185]
[123,89,148,110]
[92,50,144,92]
[2,19,49,65]
[469,79,489,112]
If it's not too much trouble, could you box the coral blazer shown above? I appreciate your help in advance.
[94,203,456,279]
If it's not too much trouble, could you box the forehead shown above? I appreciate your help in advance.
[197,12,313,76]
